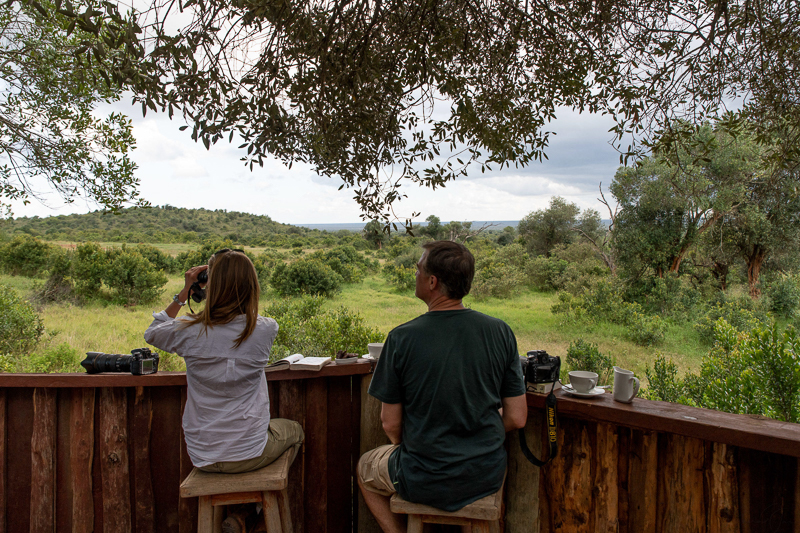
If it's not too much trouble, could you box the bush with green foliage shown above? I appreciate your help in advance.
[565,339,615,385]
[0,283,44,355]
[383,263,416,291]
[264,296,384,358]
[253,250,286,290]
[764,273,800,319]
[470,244,530,299]
[694,296,768,341]
[270,259,343,297]
[644,320,800,423]
[135,244,176,273]
[0,235,58,277]
[0,343,80,373]
[72,242,107,299]
[103,246,168,305]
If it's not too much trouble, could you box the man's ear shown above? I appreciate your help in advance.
[428,275,438,291]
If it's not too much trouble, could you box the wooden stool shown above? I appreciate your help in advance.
[180,448,295,533]
[390,481,504,533]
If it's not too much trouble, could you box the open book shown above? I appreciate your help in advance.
[265,354,333,372]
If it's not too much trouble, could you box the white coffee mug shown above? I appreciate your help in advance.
[613,366,640,403]
[568,370,598,393]
[367,343,384,359]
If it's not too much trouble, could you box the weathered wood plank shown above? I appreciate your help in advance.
[526,393,800,458]
[740,447,796,533]
[132,386,155,533]
[0,389,6,533]
[99,387,132,533]
[505,408,543,533]
[70,388,95,532]
[544,417,593,532]
[657,434,706,533]
[617,427,631,533]
[179,387,197,533]
[350,376,362,533]
[6,389,33,533]
[708,443,740,533]
[627,430,657,532]
[594,422,618,533]
[150,386,182,532]
[278,379,306,533]
[30,387,57,533]
[304,378,328,533]
[327,376,353,532]
[358,374,390,533]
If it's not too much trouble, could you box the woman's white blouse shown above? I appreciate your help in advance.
[144,311,279,467]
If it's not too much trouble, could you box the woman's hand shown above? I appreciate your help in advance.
[184,265,208,290]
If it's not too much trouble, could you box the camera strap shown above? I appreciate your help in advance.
[518,389,558,467]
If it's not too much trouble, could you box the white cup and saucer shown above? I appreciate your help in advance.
[563,371,605,398]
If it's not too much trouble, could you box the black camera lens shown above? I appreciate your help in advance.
[198,270,208,283]
[81,352,132,374]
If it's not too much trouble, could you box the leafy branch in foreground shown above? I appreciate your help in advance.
[0,0,144,212]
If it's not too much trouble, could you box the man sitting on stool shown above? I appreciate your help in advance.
[358,240,528,533]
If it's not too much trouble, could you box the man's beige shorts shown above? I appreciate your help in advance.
[357,444,399,496]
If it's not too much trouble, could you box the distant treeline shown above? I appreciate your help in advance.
[1,205,340,246]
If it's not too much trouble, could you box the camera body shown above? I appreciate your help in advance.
[81,348,160,375]
[523,350,561,384]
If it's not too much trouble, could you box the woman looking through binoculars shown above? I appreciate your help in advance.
[144,249,304,472]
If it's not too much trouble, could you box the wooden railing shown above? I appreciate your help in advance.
[0,363,369,533]
[2,367,799,532]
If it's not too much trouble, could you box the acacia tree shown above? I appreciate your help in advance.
[611,124,759,278]
[0,0,143,212]
[518,197,602,257]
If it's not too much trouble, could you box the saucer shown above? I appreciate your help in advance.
[562,385,606,398]
[334,357,360,365]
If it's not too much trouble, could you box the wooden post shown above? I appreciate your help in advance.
[0,389,5,533]
[708,443,740,533]
[179,387,197,533]
[70,388,95,532]
[99,387,132,533]
[278,379,306,533]
[358,374,390,533]
[627,430,657,532]
[30,388,57,533]
[544,418,593,532]
[594,423,619,532]
[132,386,155,533]
[657,434,706,533]
[505,407,544,533]
[304,378,328,533]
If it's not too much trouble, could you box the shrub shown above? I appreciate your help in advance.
[565,339,615,385]
[625,311,667,346]
[135,244,176,273]
[764,273,800,319]
[0,283,44,355]
[253,250,285,291]
[643,354,685,403]
[383,263,416,291]
[270,259,343,297]
[264,296,384,358]
[695,297,768,341]
[72,242,107,299]
[0,235,56,277]
[471,262,526,300]
[745,324,800,422]
[103,246,168,305]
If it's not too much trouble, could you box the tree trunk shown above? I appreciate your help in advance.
[746,248,767,299]
[669,211,722,274]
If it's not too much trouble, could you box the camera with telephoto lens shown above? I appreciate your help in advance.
[190,269,208,303]
[523,350,561,384]
[81,348,160,375]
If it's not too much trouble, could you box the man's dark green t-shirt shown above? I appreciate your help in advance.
[368,309,526,511]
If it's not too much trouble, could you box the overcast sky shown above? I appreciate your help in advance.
[11,99,625,226]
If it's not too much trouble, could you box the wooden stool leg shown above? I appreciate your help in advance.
[407,514,424,533]
[212,506,224,533]
[278,488,293,533]
[198,496,214,533]
[471,520,490,533]
[262,491,283,532]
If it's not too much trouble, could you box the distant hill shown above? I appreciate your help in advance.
[1,206,322,245]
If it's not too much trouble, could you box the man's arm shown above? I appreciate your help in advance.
[380,402,403,444]
[500,394,528,432]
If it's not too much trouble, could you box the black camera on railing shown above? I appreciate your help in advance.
[522,350,561,384]
[190,269,208,303]
[81,348,160,375]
